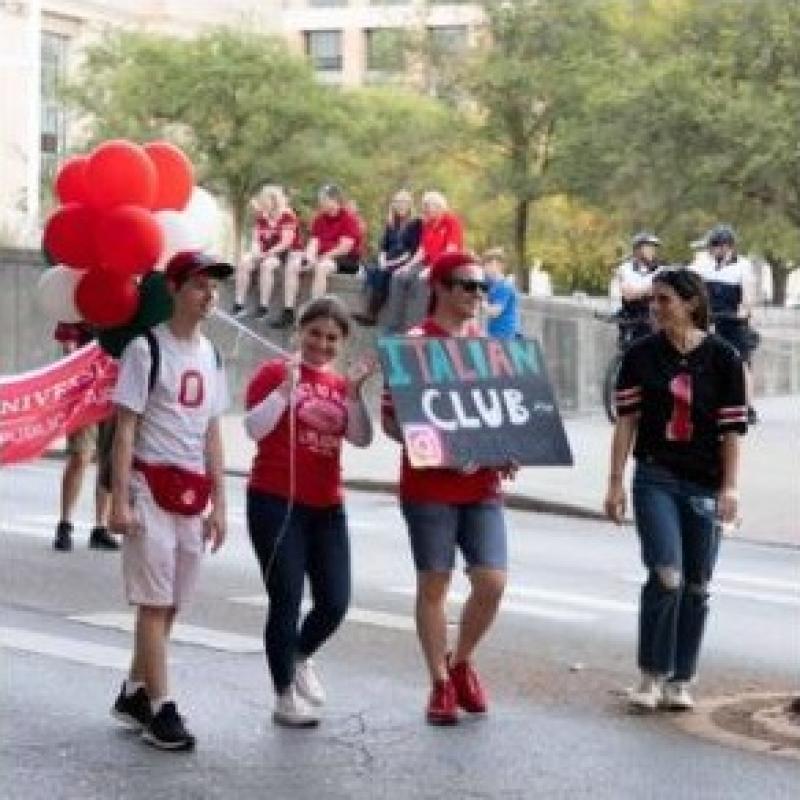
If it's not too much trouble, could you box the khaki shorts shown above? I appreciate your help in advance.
[122,473,204,609]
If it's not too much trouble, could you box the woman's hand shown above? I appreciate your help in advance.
[717,487,739,525]
[604,480,626,524]
[346,352,379,395]
[110,500,143,537]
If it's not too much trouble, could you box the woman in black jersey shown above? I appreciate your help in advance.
[604,268,747,712]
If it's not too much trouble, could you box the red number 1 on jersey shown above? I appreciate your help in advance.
[666,373,693,442]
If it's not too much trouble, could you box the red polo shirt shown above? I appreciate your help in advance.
[255,210,303,252]
[420,212,464,265]
[310,207,362,258]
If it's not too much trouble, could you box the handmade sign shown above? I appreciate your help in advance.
[378,336,573,469]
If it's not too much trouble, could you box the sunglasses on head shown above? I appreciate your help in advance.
[442,277,489,294]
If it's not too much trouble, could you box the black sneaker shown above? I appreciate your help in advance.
[89,526,120,551]
[231,303,249,319]
[111,684,153,730]
[142,702,196,751]
[53,521,73,552]
[270,308,295,329]
[254,305,270,321]
[747,406,758,426]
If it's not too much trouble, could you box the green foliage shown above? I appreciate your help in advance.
[62,4,800,298]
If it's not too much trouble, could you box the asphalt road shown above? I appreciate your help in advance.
[1,462,799,800]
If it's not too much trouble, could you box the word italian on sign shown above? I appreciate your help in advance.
[378,336,573,469]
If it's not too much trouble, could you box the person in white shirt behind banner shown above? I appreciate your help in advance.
[109,251,232,752]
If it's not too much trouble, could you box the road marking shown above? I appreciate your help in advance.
[0,626,131,670]
[387,587,597,623]
[506,586,636,613]
[70,613,263,653]
[621,574,800,608]
[229,596,416,632]
[719,572,799,594]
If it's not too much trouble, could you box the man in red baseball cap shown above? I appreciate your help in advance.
[164,250,234,287]
[382,250,517,726]
[108,249,231,751]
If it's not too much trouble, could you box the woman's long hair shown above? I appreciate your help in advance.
[653,267,711,331]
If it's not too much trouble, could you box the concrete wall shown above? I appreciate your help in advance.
[3,248,799,415]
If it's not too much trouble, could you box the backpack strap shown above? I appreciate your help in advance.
[144,329,160,393]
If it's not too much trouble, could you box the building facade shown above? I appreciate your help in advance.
[2,0,479,244]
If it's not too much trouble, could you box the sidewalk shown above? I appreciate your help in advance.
[221,394,799,548]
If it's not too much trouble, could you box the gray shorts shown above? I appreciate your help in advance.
[401,500,507,573]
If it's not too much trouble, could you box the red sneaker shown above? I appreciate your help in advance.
[448,658,488,713]
[426,679,458,725]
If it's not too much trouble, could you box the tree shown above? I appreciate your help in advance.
[65,29,335,258]
[441,0,613,289]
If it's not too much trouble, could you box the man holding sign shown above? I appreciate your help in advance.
[382,252,547,726]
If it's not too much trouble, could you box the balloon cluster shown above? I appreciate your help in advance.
[38,139,220,333]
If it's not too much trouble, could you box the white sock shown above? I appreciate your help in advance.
[124,679,145,697]
[151,696,172,714]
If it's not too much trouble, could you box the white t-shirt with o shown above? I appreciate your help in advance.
[113,323,229,472]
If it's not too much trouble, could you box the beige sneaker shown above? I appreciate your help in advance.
[294,657,325,707]
[627,675,664,712]
[273,686,320,728]
[661,681,695,711]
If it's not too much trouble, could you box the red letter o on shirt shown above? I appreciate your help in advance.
[179,370,205,408]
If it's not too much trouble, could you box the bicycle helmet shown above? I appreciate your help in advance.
[707,224,736,247]
[631,231,661,249]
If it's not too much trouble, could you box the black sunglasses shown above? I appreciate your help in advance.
[442,277,489,294]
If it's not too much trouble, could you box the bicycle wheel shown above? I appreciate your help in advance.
[603,351,624,424]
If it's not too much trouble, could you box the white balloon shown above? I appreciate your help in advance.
[182,186,221,249]
[36,265,84,323]
[154,209,205,270]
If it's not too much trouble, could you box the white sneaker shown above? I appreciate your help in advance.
[272,686,320,728]
[294,657,326,707]
[627,675,664,711]
[661,681,695,711]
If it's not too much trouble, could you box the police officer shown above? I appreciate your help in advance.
[612,232,662,346]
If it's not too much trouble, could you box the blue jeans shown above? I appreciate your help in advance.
[247,490,351,693]
[632,462,721,681]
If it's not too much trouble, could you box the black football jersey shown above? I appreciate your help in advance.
[615,332,747,488]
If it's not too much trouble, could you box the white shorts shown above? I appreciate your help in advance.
[122,473,204,609]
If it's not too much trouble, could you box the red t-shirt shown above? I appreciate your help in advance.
[246,359,349,508]
[381,318,501,504]
[255,209,303,252]
[420,212,464,266]
[310,208,362,258]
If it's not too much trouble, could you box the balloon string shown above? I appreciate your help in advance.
[211,308,292,358]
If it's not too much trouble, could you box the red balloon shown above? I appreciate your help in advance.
[54,156,90,204]
[144,142,194,211]
[75,269,139,328]
[42,203,100,270]
[95,205,164,276]
[86,139,157,210]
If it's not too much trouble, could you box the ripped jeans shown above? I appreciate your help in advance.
[632,461,721,681]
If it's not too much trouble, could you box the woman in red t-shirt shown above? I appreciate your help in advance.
[233,185,303,322]
[381,251,517,727]
[244,296,375,727]
[385,190,465,333]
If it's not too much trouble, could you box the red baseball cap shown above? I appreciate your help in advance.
[427,251,480,286]
[164,250,234,288]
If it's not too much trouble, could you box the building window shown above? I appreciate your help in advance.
[365,28,406,73]
[40,31,69,194]
[304,30,343,72]
[427,25,469,54]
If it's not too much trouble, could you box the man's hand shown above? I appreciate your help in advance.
[204,507,226,553]
[110,500,143,537]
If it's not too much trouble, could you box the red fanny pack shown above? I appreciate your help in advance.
[133,458,213,516]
